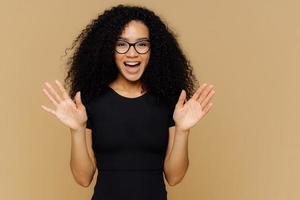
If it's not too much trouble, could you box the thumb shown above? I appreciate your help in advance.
[74,91,83,107]
[176,89,186,107]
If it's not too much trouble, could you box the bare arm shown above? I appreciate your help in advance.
[70,127,97,187]
[163,126,190,186]
[163,83,215,186]
[41,80,97,187]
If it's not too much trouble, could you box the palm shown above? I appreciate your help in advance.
[54,99,87,129]
[173,99,204,130]
[41,80,88,130]
[173,83,216,131]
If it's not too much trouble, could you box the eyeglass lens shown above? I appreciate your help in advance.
[115,40,150,54]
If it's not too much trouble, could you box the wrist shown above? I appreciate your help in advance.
[175,125,190,135]
[70,125,86,133]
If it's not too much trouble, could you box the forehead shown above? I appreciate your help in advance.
[118,20,149,42]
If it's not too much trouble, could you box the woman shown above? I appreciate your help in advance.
[41,4,215,200]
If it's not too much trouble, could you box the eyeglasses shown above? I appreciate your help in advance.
[115,40,151,54]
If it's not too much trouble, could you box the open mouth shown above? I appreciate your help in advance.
[124,61,141,67]
[123,61,141,74]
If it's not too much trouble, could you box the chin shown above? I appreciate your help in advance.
[121,70,144,82]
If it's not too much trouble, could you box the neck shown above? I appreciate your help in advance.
[109,75,146,94]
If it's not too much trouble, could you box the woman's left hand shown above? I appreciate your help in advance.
[173,83,216,131]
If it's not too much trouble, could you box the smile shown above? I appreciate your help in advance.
[124,61,141,67]
[123,61,141,74]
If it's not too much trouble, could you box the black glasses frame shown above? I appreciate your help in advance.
[115,40,151,54]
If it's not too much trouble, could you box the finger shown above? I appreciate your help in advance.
[176,89,186,107]
[55,80,70,100]
[200,89,215,108]
[202,102,213,118]
[192,83,208,100]
[41,105,56,115]
[197,84,214,104]
[42,87,58,106]
[45,82,63,103]
[78,91,83,106]
[75,91,83,107]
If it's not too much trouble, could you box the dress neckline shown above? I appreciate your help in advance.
[107,86,148,100]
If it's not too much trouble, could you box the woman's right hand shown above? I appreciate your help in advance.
[41,80,88,131]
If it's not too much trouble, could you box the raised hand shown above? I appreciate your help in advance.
[172,83,216,131]
[41,80,88,131]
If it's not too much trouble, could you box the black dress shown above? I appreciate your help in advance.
[85,86,175,200]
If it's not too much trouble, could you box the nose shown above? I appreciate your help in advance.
[126,45,138,57]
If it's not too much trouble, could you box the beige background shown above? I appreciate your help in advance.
[1,0,299,199]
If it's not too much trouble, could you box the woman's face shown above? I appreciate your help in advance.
[114,20,150,83]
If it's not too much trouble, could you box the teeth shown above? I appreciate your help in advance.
[124,61,140,65]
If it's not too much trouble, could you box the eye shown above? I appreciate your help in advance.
[137,41,150,47]
[116,41,127,46]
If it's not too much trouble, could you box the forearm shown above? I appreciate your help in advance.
[164,127,190,185]
[69,127,95,187]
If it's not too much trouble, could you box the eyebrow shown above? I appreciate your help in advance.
[117,37,149,41]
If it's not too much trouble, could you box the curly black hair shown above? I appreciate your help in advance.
[63,4,199,107]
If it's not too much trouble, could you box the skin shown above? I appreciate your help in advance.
[163,83,215,185]
[41,19,216,187]
[110,20,150,96]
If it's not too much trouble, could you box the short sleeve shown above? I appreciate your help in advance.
[85,103,93,130]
